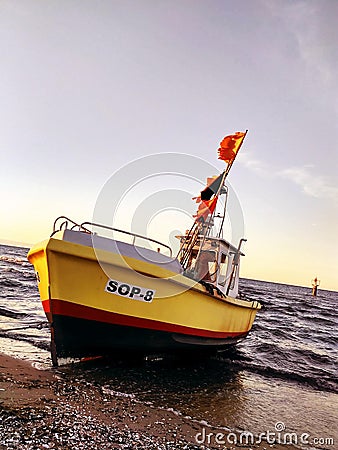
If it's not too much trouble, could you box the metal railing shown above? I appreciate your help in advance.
[51,216,172,256]
[51,216,91,235]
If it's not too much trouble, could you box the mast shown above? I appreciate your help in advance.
[177,131,248,273]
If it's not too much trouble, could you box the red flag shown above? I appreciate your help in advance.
[218,132,245,163]
[194,196,218,222]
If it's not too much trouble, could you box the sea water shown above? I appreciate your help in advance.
[0,244,337,449]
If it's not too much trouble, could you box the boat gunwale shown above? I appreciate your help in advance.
[29,233,261,311]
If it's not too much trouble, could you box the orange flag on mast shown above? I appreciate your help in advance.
[217,132,245,163]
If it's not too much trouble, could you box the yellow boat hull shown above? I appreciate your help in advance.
[28,230,261,361]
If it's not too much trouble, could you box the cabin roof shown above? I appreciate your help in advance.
[176,234,245,256]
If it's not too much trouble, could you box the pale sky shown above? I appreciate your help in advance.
[1,0,337,291]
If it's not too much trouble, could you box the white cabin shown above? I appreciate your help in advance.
[178,234,245,298]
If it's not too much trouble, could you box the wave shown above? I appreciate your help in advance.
[220,350,338,394]
[0,254,30,266]
[1,266,37,280]
[0,306,30,319]
[0,331,50,351]
[0,278,25,288]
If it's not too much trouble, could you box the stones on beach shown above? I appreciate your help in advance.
[0,356,221,450]
[0,382,215,450]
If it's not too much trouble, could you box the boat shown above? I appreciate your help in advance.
[28,131,261,366]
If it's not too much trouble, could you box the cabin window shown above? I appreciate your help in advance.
[218,253,227,286]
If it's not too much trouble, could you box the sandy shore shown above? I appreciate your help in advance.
[0,353,298,449]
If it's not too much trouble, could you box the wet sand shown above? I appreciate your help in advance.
[0,353,297,449]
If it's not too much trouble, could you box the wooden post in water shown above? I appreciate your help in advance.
[311,277,320,296]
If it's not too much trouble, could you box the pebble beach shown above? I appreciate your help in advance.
[0,353,300,450]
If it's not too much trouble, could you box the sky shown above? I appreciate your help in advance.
[1,0,337,291]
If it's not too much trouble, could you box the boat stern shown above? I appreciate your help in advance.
[27,239,52,321]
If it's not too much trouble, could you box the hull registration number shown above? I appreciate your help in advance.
[105,279,155,303]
